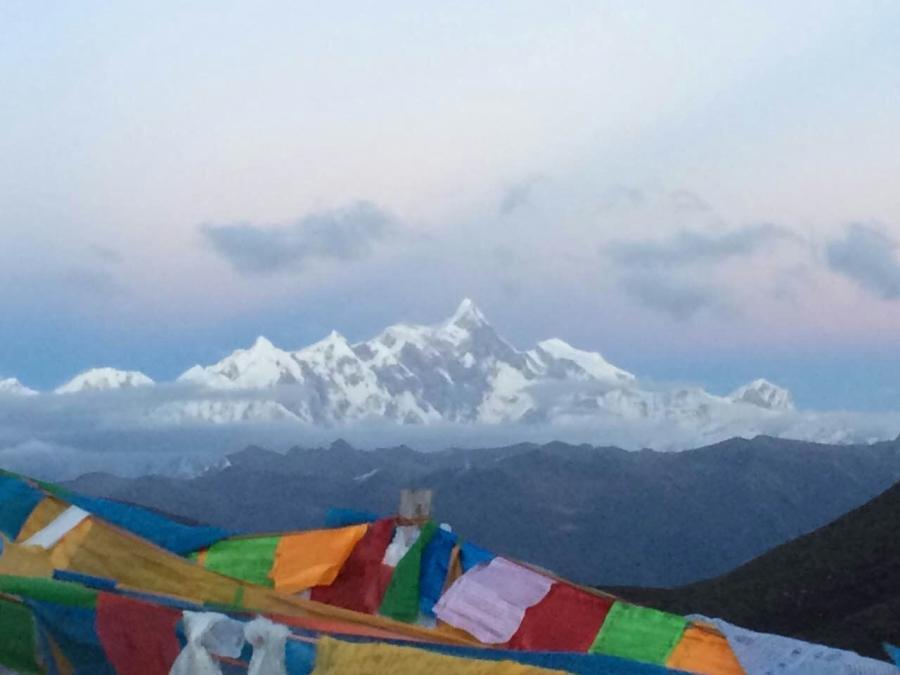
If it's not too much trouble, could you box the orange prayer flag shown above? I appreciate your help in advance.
[271,524,368,594]
[667,624,745,675]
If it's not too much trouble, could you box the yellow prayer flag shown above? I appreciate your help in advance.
[15,498,68,542]
[312,636,567,675]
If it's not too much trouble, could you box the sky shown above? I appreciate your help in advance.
[2,1,900,410]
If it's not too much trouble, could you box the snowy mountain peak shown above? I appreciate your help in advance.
[446,298,488,329]
[729,378,795,411]
[55,368,154,395]
[249,335,276,352]
[439,298,504,351]
[0,377,38,396]
[324,329,349,345]
[296,330,354,358]
[178,336,303,389]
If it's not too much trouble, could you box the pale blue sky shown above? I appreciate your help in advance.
[2,1,900,408]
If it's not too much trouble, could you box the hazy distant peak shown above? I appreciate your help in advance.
[729,378,795,411]
[328,438,357,452]
[0,377,38,396]
[55,367,154,394]
[249,335,276,352]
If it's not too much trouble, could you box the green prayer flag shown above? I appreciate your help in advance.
[379,521,438,623]
[0,597,40,673]
[34,480,68,498]
[589,601,687,664]
[203,536,281,587]
[0,575,98,609]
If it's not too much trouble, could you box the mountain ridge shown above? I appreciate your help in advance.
[613,480,900,659]
[63,435,900,587]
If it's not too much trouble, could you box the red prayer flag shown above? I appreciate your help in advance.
[311,517,395,614]
[507,582,614,652]
[96,592,181,675]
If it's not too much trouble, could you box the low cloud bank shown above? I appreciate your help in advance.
[1,384,899,481]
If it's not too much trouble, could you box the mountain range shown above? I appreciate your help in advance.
[63,435,900,587]
[1,299,796,433]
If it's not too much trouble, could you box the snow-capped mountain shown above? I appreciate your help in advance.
[55,368,155,394]
[178,336,304,389]
[0,377,37,396]
[728,379,795,412]
[169,299,790,427]
[7,300,797,432]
